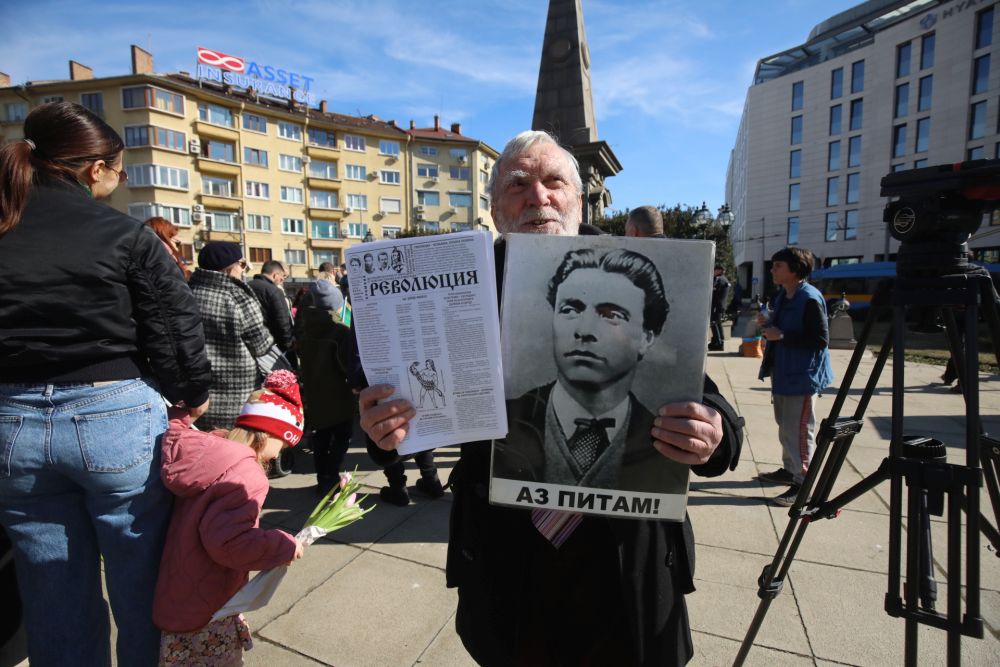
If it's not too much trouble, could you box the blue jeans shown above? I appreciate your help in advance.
[0,379,170,667]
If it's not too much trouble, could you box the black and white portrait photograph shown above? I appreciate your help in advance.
[490,234,713,520]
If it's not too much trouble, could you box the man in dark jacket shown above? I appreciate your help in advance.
[357,131,741,666]
[249,260,294,355]
[708,265,730,351]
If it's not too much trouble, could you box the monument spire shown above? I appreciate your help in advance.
[532,0,621,224]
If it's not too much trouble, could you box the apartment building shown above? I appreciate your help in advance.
[0,46,498,275]
[726,0,998,293]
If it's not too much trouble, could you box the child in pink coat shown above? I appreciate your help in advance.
[154,370,306,666]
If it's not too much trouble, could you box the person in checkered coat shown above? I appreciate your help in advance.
[189,242,274,431]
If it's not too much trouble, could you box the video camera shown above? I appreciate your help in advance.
[881,160,1000,277]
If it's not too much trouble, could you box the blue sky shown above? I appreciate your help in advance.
[0,0,859,215]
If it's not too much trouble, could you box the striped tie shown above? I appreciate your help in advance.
[530,508,584,548]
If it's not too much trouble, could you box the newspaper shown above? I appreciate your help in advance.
[345,231,507,455]
[489,234,713,521]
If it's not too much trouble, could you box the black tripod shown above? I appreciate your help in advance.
[734,269,1000,666]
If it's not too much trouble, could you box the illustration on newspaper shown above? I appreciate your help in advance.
[489,234,714,521]
[346,231,507,455]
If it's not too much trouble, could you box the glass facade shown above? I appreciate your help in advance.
[894,83,909,118]
[896,42,911,78]
[791,81,804,110]
[851,60,865,93]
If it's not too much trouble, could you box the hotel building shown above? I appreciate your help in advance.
[726,0,998,293]
[0,46,498,276]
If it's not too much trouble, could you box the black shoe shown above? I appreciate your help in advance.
[379,485,410,506]
[772,484,802,507]
[415,476,445,499]
[708,342,725,351]
[757,468,794,484]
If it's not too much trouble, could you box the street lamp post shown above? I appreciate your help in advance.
[693,201,712,238]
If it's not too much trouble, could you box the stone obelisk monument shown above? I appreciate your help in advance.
[532,0,622,225]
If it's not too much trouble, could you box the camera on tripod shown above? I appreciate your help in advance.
[881,160,1000,278]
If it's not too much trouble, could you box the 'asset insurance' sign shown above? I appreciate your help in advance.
[195,47,315,104]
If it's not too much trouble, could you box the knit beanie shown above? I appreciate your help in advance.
[235,370,304,445]
[198,241,243,271]
[309,277,345,312]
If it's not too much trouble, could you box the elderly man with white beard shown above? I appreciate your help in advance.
[356,131,742,666]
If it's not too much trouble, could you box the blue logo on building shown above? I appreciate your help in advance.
[920,13,937,29]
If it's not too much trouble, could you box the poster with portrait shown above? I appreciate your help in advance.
[489,234,714,521]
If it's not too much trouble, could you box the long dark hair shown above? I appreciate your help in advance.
[0,101,125,236]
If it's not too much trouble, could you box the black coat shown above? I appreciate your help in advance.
[0,180,211,406]
[249,274,294,351]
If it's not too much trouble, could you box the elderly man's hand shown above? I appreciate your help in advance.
[358,384,416,451]
[651,402,722,465]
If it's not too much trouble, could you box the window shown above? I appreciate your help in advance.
[125,164,189,190]
[452,222,473,232]
[128,203,191,227]
[830,68,843,99]
[826,177,840,207]
[828,140,841,171]
[346,194,368,210]
[891,163,906,173]
[850,60,864,93]
[344,134,365,151]
[894,83,909,118]
[845,210,859,240]
[279,154,302,172]
[976,247,1000,263]
[896,42,911,78]
[977,7,994,50]
[973,55,990,95]
[204,139,235,163]
[309,190,338,209]
[480,195,489,210]
[914,158,928,168]
[829,105,842,135]
[970,101,987,140]
[825,213,839,241]
[790,116,803,144]
[791,81,804,111]
[278,121,302,141]
[243,147,268,167]
[915,118,930,153]
[245,181,269,199]
[379,140,400,156]
[202,176,233,197]
[41,95,64,104]
[968,146,985,160]
[280,186,303,203]
[479,171,488,184]
[848,136,861,168]
[124,126,185,151]
[789,150,801,178]
[246,214,271,232]
[122,86,184,114]
[311,220,340,239]
[417,221,440,233]
[284,249,306,265]
[314,250,339,267]
[450,148,468,159]
[197,103,234,127]
[379,197,401,214]
[382,226,402,239]
[417,164,439,179]
[893,123,907,158]
[308,128,336,147]
[380,170,400,184]
[281,218,304,235]
[918,75,933,112]
[417,190,440,206]
[80,92,103,115]
[849,99,863,131]
[450,166,471,180]
[249,247,272,263]
[243,113,267,133]
[345,164,366,180]
[347,223,369,238]
[787,217,799,244]
[419,145,438,156]
[788,183,800,212]
[309,160,337,179]
[846,173,860,204]
[449,192,472,207]
[207,210,237,232]
[920,33,935,70]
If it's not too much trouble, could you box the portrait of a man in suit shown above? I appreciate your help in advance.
[493,246,688,494]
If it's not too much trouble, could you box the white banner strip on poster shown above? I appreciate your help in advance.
[489,477,688,521]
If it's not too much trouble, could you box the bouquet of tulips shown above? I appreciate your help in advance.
[212,470,374,621]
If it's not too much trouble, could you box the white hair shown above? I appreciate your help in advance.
[487,131,583,201]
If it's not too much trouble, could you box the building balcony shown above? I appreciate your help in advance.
[202,229,241,243]
[199,193,241,210]
[308,237,345,249]
[306,144,340,160]
[197,157,241,177]
[309,206,346,220]
[194,120,239,141]
[307,176,341,190]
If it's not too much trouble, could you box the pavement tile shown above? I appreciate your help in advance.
[369,498,451,569]
[322,495,425,549]
[688,492,779,556]
[245,639,326,666]
[413,613,478,667]
[690,459,772,500]
[690,632,814,666]
[258,551,455,667]
[777,507,892,573]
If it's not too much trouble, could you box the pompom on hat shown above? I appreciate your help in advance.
[235,370,304,446]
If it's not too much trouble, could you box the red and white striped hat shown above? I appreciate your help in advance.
[235,370,304,446]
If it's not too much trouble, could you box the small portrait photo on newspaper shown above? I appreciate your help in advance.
[490,234,713,520]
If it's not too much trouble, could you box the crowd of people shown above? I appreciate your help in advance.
[0,101,839,666]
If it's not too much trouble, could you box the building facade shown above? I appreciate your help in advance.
[0,46,498,276]
[727,0,998,295]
